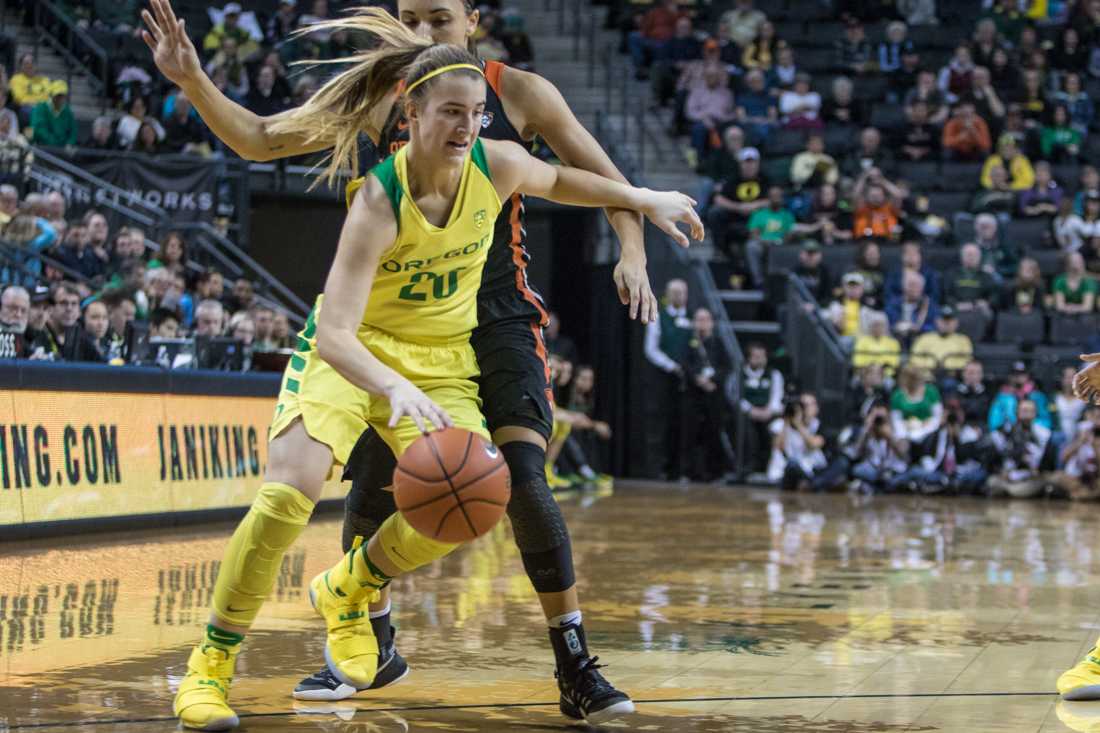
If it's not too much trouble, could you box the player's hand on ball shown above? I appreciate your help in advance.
[640,189,705,247]
[385,379,453,433]
[1074,354,1100,404]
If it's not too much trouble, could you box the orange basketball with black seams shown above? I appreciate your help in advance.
[393,427,511,543]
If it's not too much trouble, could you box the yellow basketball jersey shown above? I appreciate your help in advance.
[360,139,501,345]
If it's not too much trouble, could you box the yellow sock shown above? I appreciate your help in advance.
[376,512,459,573]
[322,513,459,601]
[212,482,315,628]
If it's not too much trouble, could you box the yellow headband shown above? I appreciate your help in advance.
[405,63,484,96]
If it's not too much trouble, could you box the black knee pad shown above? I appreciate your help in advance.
[341,430,398,553]
[500,441,576,592]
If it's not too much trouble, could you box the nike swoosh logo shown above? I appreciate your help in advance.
[389,545,411,565]
[226,605,253,614]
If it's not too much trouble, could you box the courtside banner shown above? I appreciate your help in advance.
[0,388,346,531]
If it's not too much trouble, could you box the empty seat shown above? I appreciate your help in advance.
[1054,164,1082,188]
[765,128,809,157]
[766,244,802,275]
[924,246,958,273]
[1049,313,1098,346]
[797,48,837,73]
[1032,344,1086,385]
[939,163,983,192]
[974,343,1027,377]
[824,124,858,156]
[869,104,906,132]
[821,244,858,275]
[896,161,939,191]
[853,76,889,103]
[926,192,972,217]
[956,309,991,343]
[1027,248,1064,277]
[762,156,793,185]
[994,310,1045,346]
[1004,218,1053,249]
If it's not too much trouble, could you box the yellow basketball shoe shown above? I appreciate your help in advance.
[1060,645,1100,700]
[309,568,381,689]
[173,644,240,731]
[546,463,573,490]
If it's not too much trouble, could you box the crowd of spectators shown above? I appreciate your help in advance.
[0,0,536,163]
[644,274,1100,499]
[624,0,1100,494]
[543,312,615,491]
[0,185,293,370]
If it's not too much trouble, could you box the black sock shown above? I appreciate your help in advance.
[548,621,589,669]
[369,610,393,648]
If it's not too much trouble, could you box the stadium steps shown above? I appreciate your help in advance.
[512,1,697,195]
[1,10,103,121]
[715,286,783,351]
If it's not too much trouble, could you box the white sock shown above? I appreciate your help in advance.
[548,610,582,629]
[579,465,597,480]
[368,601,392,620]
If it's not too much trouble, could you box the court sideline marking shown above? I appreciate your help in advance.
[3,691,1061,730]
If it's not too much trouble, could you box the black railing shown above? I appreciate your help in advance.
[27,145,309,323]
[31,0,109,102]
[785,275,850,437]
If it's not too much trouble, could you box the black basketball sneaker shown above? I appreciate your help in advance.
[550,623,636,724]
[293,626,408,701]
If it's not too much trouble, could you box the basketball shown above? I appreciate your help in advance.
[393,428,511,543]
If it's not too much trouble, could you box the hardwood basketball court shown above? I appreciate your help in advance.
[1,483,1093,731]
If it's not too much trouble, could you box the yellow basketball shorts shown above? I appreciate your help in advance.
[269,299,489,464]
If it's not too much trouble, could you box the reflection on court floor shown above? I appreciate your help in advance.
[2,483,1094,731]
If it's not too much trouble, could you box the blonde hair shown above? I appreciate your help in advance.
[269,7,483,188]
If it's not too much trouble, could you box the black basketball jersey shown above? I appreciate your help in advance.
[365,61,545,312]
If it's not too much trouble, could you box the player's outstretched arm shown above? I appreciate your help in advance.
[315,180,453,433]
[142,0,356,160]
[483,139,705,247]
[498,67,656,322]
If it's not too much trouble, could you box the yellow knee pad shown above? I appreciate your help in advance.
[213,482,315,627]
[377,512,459,573]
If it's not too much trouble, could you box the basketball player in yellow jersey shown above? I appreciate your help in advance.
[171,34,703,731]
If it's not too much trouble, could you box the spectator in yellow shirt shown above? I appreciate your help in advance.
[202,3,258,59]
[824,272,880,346]
[852,312,902,375]
[909,307,974,374]
[981,134,1035,191]
[9,53,51,113]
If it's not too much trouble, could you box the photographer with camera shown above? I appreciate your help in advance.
[767,393,827,490]
[848,401,909,493]
[1050,405,1100,500]
[891,400,987,494]
[986,398,1052,498]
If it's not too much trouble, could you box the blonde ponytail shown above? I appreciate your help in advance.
[269,7,481,188]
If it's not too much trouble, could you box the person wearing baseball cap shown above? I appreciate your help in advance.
[203,1,256,57]
[824,272,877,341]
[910,305,974,375]
[29,78,76,146]
[707,145,767,262]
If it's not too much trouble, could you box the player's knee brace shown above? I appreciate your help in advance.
[342,431,399,552]
[213,482,314,627]
[500,441,576,593]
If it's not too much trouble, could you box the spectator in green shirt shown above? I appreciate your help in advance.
[1053,251,1098,314]
[1040,105,1083,162]
[749,187,796,241]
[746,186,795,287]
[29,80,76,147]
